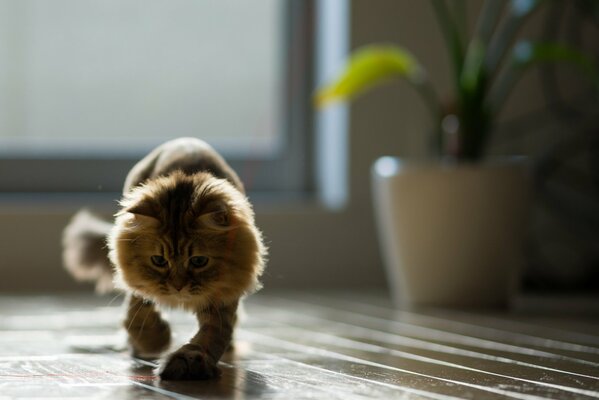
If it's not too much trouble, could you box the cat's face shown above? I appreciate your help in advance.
[108,172,265,309]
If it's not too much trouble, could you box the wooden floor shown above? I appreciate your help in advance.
[0,291,598,399]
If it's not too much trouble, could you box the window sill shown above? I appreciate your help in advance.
[0,190,346,215]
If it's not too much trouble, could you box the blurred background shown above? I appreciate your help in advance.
[0,0,597,296]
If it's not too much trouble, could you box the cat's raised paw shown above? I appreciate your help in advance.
[158,347,219,380]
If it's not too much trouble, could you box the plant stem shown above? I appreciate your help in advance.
[409,79,443,155]
[412,79,442,123]
[453,0,468,44]
[431,0,465,85]
[485,1,543,81]
[488,66,520,116]
[485,16,521,74]
[475,0,506,44]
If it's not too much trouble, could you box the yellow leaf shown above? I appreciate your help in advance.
[315,45,422,108]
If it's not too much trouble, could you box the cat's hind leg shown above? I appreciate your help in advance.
[124,294,171,359]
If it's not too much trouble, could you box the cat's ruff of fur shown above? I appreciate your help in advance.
[109,169,265,310]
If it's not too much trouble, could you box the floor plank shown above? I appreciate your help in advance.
[0,292,597,399]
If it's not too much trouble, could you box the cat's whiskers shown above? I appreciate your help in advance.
[138,304,153,335]
[105,292,124,308]
[126,300,145,332]
[113,236,148,243]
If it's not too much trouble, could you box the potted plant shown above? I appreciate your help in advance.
[316,0,597,308]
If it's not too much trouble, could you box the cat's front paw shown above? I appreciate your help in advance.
[158,346,219,380]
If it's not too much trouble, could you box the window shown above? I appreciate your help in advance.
[0,0,314,195]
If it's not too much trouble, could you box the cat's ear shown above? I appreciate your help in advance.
[124,196,160,220]
[197,200,234,230]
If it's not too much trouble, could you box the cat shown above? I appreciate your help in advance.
[62,137,267,380]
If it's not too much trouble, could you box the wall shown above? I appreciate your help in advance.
[0,1,592,293]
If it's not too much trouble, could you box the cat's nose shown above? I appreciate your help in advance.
[171,281,186,291]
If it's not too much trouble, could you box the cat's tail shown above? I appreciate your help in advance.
[62,209,115,293]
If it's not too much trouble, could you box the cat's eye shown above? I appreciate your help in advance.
[189,256,209,269]
[151,255,168,267]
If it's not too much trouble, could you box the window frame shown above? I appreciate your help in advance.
[0,1,316,197]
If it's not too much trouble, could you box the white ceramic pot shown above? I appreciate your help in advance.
[372,157,531,308]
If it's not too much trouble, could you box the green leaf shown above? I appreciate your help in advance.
[484,0,544,76]
[315,45,422,108]
[460,38,487,93]
[513,41,598,80]
[431,0,465,83]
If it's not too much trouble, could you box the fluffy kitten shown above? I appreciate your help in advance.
[62,137,266,380]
